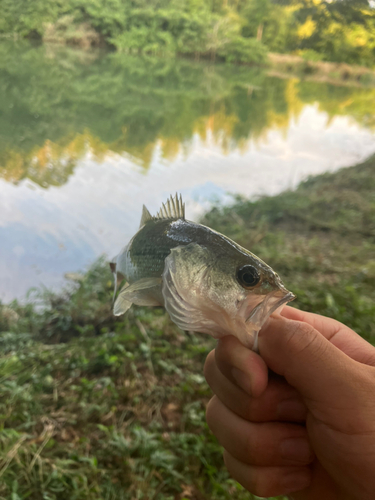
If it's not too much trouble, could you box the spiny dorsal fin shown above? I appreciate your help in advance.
[155,193,185,221]
[140,204,153,227]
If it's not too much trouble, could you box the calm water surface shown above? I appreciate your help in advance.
[1,42,375,302]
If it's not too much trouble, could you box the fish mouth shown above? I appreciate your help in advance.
[265,290,296,317]
[245,289,296,331]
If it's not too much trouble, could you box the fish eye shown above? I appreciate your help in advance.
[237,265,260,288]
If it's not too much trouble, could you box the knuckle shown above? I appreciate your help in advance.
[251,482,268,497]
[244,398,257,421]
[223,452,280,498]
[205,396,218,431]
[244,431,257,463]
[215,336,236,368]
[242,384,278,423]
[203,350,216,386]
[248,473,275,497]
[250,467,290,498]
[222,450,232,473]
[217,335,244,362]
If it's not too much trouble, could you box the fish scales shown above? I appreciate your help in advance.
[110,194,295,350]
[127,219,264,279]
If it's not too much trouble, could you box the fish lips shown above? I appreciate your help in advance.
[242,288,295,331]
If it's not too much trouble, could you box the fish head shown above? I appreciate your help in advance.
[232,258,295,348]
[162,240,294,350]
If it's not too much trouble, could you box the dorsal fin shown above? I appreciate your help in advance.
[155,193,185,221]
[140,204,153,227]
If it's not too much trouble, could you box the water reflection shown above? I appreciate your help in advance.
[1,42,375,301]
[2,42,375,186]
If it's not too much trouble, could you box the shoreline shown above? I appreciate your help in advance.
[2,37,375,88]
[268,52,375,88]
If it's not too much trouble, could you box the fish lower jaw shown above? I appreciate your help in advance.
[172,290,295,351]
[235,290,296,350]
[177,313,257,350]
[212,315,260,350]
[244,290,295,339]
[234,321,260,350]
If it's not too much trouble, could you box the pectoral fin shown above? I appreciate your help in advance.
[113,277,162,316]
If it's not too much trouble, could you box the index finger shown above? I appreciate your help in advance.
[280,306,342,338]
[278,306,375,366]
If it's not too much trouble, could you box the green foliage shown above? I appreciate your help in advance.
[299,48,325,62]
[22,256,114,343]
[1,0,375,65]
[217,36,268,64]
[43,15,102,48]
[241,0,271,39]
[289,0,375,66]
[0,0,61,37]
[71,0,128,38]
[0,0,267,64]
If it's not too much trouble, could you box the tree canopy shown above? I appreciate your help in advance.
[1,0,375,65]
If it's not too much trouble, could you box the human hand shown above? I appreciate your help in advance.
[204,306,375,499]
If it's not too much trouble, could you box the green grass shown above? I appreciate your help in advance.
[1,155,375,499]
[0,270,287,500]
[0,287,251,500]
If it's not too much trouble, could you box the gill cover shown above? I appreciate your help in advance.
[162,243,261,349]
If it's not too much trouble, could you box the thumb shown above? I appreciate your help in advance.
[258,316,360,405]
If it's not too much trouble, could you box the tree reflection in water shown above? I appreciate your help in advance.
[1,41,375,188]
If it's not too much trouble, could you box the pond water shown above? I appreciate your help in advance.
[1,41,375,303]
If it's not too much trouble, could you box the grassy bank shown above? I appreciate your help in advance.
[0,155,374,499]
[268,53,375,88]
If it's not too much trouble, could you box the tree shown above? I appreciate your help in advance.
[241,0,271,41]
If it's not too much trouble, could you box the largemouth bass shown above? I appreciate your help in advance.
[110,194,294,350]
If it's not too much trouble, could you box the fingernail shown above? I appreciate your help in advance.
[280,438,313,463]
[282,470,311,493]
[231,367,252,395]
[277,399,307,421]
